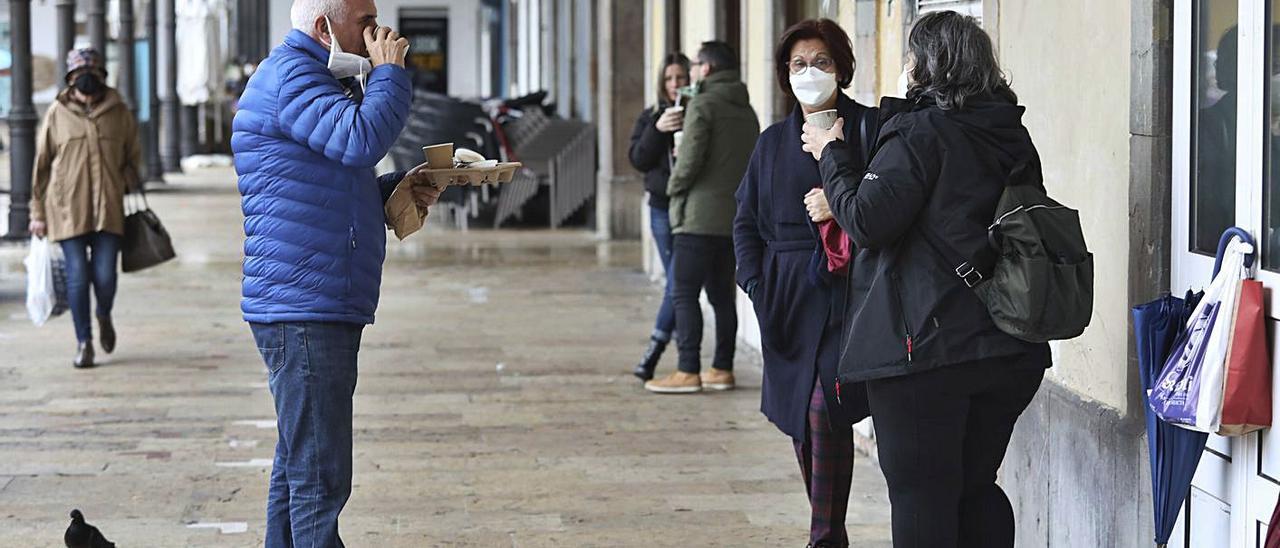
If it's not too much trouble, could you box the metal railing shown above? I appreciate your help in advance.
[495,109,597,228]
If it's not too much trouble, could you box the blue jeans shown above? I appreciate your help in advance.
[59,232,121,343]
[650,206,676,341]
[250,322,363,548]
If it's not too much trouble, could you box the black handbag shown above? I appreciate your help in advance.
[121,188,176,273]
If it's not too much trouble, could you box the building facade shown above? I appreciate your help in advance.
[639,0,1279,546]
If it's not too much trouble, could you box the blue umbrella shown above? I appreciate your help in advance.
[1134,290,1205,546]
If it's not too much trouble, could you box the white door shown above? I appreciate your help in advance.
[1172,1,1280,546]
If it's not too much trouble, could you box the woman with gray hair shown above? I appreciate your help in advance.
[802,12,1050,547]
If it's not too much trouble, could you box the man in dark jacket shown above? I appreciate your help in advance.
[233,1,442,545]
[645,41,760,394]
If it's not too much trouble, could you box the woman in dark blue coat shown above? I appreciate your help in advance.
[733,19,871,548]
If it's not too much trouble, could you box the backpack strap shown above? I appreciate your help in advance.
[859,106,879,167]
[917,159,1030,289]
[919,227,990,288]
[1005,160,1037,187]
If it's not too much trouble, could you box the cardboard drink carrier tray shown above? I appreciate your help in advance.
[421,143,521,187]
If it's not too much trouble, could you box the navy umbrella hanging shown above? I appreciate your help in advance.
[1134,290,1204,546]
[1134,227,1255,546]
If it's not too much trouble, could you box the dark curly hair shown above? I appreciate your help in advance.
[906,11,1016,110]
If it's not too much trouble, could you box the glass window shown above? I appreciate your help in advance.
[916,0,984,22]
[1191,2,1239,255]
[1267,1,1280,270]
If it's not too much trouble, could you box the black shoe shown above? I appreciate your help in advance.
[97,315,116,354]
[632,337,668,381]
[74,343,95,369]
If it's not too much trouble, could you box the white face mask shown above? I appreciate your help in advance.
[896,70,911,97]
[897,59,915,98]
[324,16,372,90]
[789,66,838,108]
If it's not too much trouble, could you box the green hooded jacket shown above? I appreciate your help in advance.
[668,69,760,236]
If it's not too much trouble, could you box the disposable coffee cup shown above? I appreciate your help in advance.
[423,143,454,169]
[805,109,839,130]
[673,130,685,155]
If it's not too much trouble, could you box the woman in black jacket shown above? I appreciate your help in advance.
[628,53,690,380]
[801,12,1050,548]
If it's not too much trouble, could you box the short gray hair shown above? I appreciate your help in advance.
[291,0,350,33]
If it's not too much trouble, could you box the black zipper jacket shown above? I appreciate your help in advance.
[820,95,1051,384]
[629,105,675,210]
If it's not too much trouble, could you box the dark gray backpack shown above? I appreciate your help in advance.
[973,165,1094,342]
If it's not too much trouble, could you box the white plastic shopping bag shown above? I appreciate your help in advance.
[25,237,55,325]
[1149,238,1253,433]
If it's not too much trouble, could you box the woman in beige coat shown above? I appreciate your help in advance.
[28,48,142,368]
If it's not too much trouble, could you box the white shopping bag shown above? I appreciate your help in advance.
[1150,238,1253,433]
[24,237,56,326]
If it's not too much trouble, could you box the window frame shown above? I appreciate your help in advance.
[1174,0,1280,321]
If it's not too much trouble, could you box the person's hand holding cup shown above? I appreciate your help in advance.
[801,109,845,162]
[656,106,684,133]
[364,26,410,68]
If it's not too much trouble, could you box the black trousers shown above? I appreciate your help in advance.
[670,234,737,374]
[866,357,1045,548]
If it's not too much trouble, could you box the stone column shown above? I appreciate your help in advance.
[181,105,199,157]
[851,0,877,105]
[159,0,181,172]
[145,0,165,183]
[88,0,108,59]
[55,0,76,90]
[595,0,646,239]
[1128,0,1175,415]
[6,0,36,238]
[118,0,137,109]
[555,0,572,119]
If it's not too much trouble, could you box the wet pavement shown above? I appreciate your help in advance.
[0,168,891,546]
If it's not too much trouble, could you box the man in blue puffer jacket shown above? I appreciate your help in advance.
[231,1,442,545]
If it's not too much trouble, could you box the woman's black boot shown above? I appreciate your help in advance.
[74,342,95,369]
[98,315,116,354]
[632,337,668,381]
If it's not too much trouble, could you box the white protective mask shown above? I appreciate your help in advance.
[896,60,916,98]
[789,66,838,108]
[896,70,911,97]
[325,16,372,90]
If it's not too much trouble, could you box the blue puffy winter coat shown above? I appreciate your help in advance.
[232,30,412,325]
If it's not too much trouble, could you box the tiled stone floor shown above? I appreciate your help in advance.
[0,168,891,546]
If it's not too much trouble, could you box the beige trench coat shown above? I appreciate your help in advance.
[29,88,143,242]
